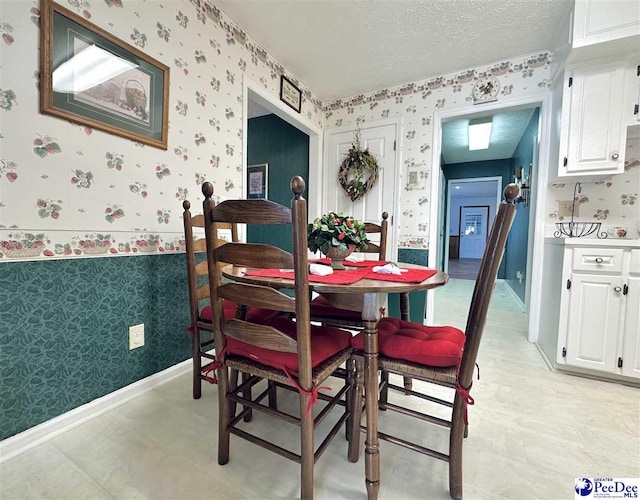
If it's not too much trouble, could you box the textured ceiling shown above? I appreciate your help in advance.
[442,108,537,164]
[216,0,573,101]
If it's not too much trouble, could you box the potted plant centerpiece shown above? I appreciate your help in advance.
[307,212,369,270]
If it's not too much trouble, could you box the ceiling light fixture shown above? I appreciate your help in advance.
[52,45,137,94]
[468,117,492,151]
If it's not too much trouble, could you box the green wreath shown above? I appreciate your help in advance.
[337,119,379,202]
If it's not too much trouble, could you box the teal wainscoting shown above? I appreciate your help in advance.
[0,254,192,440]
[387,249,429,323]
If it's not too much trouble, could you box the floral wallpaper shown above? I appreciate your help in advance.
[321,52,553,249]
[546,136,640,237]
[0,0,322,261]
[321,53,640,247]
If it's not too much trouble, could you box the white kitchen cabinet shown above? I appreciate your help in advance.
[558,59,626,176]
[624,60,640,125]
[556,241,640,381]
[621,251,640,378]
[572,0,640,48]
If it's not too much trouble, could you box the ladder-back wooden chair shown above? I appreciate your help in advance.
[348,184,519,499]
[202,177,355,500]
[183,200,277,399]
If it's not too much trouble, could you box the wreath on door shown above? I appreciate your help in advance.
[338,118,379,202]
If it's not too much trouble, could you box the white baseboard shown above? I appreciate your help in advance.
[0,359,192,464]
[500,279,526,312]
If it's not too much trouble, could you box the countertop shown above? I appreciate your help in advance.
[545,237,640,248]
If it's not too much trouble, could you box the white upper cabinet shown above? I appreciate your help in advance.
[558,58,626,176]
[572,0,640,48]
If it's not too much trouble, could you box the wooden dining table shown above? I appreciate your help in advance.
[222,262,449,500]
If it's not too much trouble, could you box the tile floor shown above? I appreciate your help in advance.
[1,280,638,499]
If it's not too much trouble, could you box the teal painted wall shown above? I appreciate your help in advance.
[387,249,429,323]
[247,115,309,251]
[506,108,539,303]
[0,255,192,440]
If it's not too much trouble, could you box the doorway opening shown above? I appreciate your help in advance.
[445,177,502,279]
[429,102,544,334]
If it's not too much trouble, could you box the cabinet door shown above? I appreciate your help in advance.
[621,276,640,378]
[566,274,623,373]
[559,60,626,176]
[573,0,640,48]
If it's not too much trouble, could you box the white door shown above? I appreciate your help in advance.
[324,122,398,258]
[459,206,488,259]
[566,274,623,373]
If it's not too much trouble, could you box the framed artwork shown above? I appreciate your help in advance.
[280,75,301,113]
[247,163,268,199]
[39,0,170,149]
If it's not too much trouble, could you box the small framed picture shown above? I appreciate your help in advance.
[280,75,301,113]
[247,163,268,199]
[406,164,427,189]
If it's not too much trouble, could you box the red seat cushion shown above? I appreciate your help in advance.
[226,316,352,374]
[199,301,278,324]
[310,295,362,321]
[351,317,465,367]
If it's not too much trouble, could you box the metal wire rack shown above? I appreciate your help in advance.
[553,182,608,239]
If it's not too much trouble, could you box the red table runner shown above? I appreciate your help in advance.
[244,267,438,284]
[245,267,371,285]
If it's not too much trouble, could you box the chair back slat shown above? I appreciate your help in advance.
[209,199,292,225]
[194,260,208,276]
[196,284,210,301]
[222,319,298,353]
[215,243,294,269]
[459,184,519,388]
[219,282,296,313]
[362,211,388,260]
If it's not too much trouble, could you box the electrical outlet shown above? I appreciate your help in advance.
[129,324,144,350]
[558,200,577,218]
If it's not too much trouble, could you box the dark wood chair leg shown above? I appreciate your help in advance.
[228,369,239,419]
[217,365,231,465]
[348,356,364,462]
[300,393,314,500]
[403,376,413,393]
[241,371,253,422]
[192,328,202,400]
[268,380,278,409]
[449,395,464,500]
[379,371,389,410]
[398,292,413,394]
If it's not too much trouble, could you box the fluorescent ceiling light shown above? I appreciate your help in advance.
[52,45,137,94]
[468,118,492,151]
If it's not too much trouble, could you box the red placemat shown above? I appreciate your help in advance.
[245,267,371,285]
[364,268,438,283]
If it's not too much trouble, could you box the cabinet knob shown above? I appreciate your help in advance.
[611,153,619,160]
[595,257,603,263]
[614,286,622,293]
